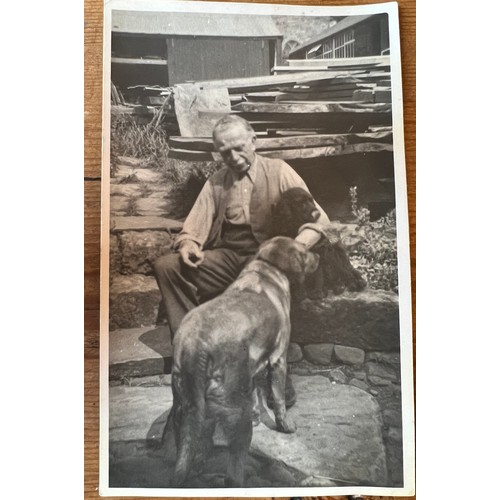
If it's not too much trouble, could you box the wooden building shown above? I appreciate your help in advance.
[111,10,282,98]
[288,14,389,60]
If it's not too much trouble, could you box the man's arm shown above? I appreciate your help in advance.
[174,180,216,266]
[295,227,323,250]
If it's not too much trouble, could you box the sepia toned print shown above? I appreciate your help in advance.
[99,0,414,496]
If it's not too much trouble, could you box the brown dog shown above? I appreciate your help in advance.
[166,236,319,487]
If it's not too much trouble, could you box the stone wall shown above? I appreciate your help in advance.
[272,15,338,58]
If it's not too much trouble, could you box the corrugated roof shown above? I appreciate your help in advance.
[112,10,282,38]
[289,14,375,55]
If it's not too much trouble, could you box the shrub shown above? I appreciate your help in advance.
[348,186,399,293]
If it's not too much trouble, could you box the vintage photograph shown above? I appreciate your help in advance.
[100,0,414,496]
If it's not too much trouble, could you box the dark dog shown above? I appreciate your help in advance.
[272,187,367,297]
[165,236,319,487]
[272,187,322,238]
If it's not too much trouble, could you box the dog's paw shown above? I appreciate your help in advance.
[346,271,367,292]
[276,414,297,434]
[331,283,347,295]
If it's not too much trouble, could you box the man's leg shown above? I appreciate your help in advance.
[153,248,251,335]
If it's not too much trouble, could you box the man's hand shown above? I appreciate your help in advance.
[295,228,321,250]
[179,240,205,268]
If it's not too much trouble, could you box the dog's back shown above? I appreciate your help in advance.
[170,260,292,487]
[169,237,318,487]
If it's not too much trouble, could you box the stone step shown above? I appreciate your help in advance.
[107,374,388,489]
[109,274,161,331]
[109,276,400,351]
[111,216,183,233]
[110,196,171,218]
[110,231,174,276]
[111,164,164,184]
[107,323,326,381]
[109,325,172,380]
[111,182,174,198]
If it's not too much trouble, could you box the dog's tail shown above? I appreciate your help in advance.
[172,345,209,487]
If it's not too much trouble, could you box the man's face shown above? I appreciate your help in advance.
[213,123,256,175]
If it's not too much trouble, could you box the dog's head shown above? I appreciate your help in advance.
[256,236,319,281]
[272,187,321,237]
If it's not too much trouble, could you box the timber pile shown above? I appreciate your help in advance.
[166,56,393,161]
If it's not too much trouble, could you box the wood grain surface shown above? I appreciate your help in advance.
[84,0,416,498]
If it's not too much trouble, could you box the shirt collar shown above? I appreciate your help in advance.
[229,156,258,184]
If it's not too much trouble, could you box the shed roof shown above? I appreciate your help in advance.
[289,14,375,55]
[112,10,282,38]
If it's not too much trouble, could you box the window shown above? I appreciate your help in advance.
[322,38,334,58]
[306,44,323,59]
[305,29,355,60]
[333,30,355,58]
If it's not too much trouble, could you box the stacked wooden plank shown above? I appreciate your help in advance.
[167,130,393,161]
[166,57,393,161]
[124,56,392,161]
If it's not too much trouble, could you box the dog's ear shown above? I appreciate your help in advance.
[289,247,320,276]
[257,237,287,266]
[258,237,319,278]
[289,250,305,274]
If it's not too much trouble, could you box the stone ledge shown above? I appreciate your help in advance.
[291,289,400,351]
[108,375,388,488]
[109,285,400,349]
[109,326,173,380]
[111,216,183,233]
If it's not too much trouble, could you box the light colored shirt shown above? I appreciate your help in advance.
[225,161,257,225]
[175,155,330,250]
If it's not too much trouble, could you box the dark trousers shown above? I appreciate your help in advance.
[153,248,254,336]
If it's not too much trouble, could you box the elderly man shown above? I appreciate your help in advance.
[154,115,330,405]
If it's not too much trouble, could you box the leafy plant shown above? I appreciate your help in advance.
[348,186,399,293]
[110,114,169,172]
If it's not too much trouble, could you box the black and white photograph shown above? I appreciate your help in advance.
[99,0,415,496]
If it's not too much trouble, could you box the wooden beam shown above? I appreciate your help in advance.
[338,143,393,155]
[233,101,391,114]
[239,113,393,134]
[168,137,214,151]
[286,55,391,68]
[272,64,389,73]
[279,83,376,93]
[193,70,387,93]
[168,132,394,152]
[168,149,214,161]
[273,66,354,73]
[276,92,357,102]
[111,57,167,65]
[260,146,339,159]
[168,141,393,161]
